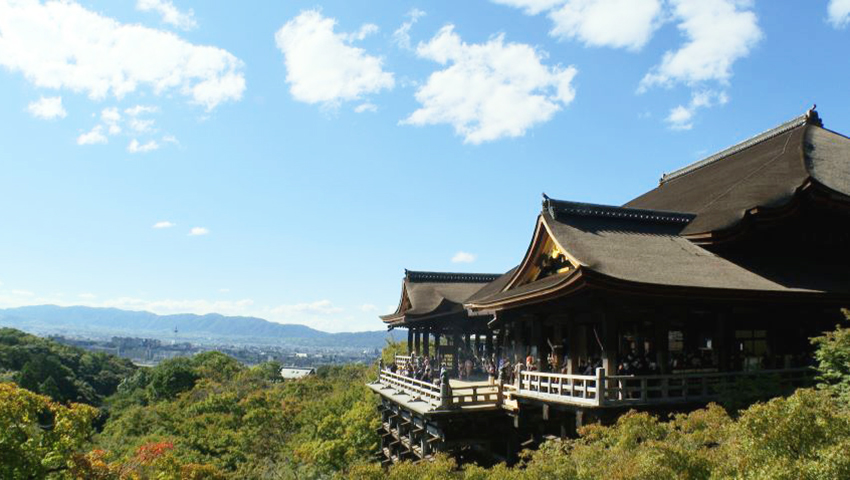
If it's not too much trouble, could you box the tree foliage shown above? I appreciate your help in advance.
[811,310,850,402]
[0,328,136,405]
[0,382,98,479]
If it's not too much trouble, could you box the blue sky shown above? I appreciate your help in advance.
[1,0,849,332]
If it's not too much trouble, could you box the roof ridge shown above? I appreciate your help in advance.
[543,197,695,224]
[404,270,502,283]
[659,107,822,185]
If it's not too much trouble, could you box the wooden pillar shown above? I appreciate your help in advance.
[423,327,430,357]
[655,317,670,374]
[716,310,731,371]
[598,308,618,375]
[567,318,580,374]
[407,328,413,355]
[474,333,481,358]
[414,327,421,356]
[514,320,525,361]
[452,329,461,375]
[485,331,493,360]
[531,316,544,369]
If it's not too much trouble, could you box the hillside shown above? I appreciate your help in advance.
[0,305,391,348]
[0,327,136,405]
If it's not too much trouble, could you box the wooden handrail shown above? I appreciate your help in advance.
[513,367,812,408]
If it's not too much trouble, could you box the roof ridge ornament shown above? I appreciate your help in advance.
[544,198,694,225]
[404,270,502,283]
[658,106,823,185]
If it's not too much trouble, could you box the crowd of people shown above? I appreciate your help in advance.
[385,345,780,386]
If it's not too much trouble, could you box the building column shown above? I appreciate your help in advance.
[530,315,543,369]
[423,327,430,357]
[452,329,461,375]
[598,308,618,375]
[485,331,493,360]
[474,332,481,358]
[567,318,580,374]
[407,328,413,355]
[655,317,670,374]
[414,327,421,356]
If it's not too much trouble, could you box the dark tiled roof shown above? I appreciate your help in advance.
[404,270,502,283]
[627,108,850,236]
[466,199,845,308]
[544,198,694,225]
[659,110,818,184]
[464,266,519,304]
[380,270,501,324]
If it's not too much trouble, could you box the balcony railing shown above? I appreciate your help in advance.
[378,357,813,410]
[514,367,812,407]
[603,367,811,406]
[375,368,500,411]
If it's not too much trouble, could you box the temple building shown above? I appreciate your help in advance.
[381,270,501,374]
[369,108,850,465]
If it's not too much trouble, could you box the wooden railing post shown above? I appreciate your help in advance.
[596,367,606,406]
[440,369,451,409]
[378,359,384,382]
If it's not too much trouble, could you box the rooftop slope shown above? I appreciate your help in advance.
[627,109,850,237]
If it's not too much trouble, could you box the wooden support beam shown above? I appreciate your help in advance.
[598,308,618,375]
[414,328,421,356]
[407,328,413,355]
[567,319,579,374]
[485,331,493,360]
[423,327,430,357]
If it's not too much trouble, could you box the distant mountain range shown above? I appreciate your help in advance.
[0,305,394,349]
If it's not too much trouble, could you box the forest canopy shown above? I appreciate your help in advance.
[1,316,849,479]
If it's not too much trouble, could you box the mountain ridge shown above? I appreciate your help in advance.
[0,305,392,348]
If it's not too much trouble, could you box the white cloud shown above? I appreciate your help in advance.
[77,125,107,145]
[666,90,728,130]
[136,0,197,31]
[271,299,344,317]
[125,105,159,116]
[274,10,395,107]
[491,0,566,15]
[344,23,379,42]
[152,221,175,228]
[11,289,35,297]
[0,0,245,110]
[354,102,378,113]
[392,8,426,50]
[129,118,155,133]
[548,0,663,50]
[828,0,850,28]
[189,226,209,236]
[451,251,477,263]
[218,288,230,293]
[101,107,122,134]
[128,139,159,153]
[78,293,96,299]
[27,96,66,119]
[360,303,378,312]
[162,134,179,144]
[640,0,762,90]
[403,25,577,144]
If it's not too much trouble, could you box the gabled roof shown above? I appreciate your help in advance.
[381,270,501,326]
[626,108,850,239]
[466,196,848,310]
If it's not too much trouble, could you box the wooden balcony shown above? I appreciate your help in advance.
[513,367,812,408]
[370,368,500,414]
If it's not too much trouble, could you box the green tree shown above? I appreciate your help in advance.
[147,357,199,400]
[811,310,850,401]
[0,382,98,479]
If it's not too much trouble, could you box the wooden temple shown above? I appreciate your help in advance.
[369,107,850,465]
[380,270,501,374]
